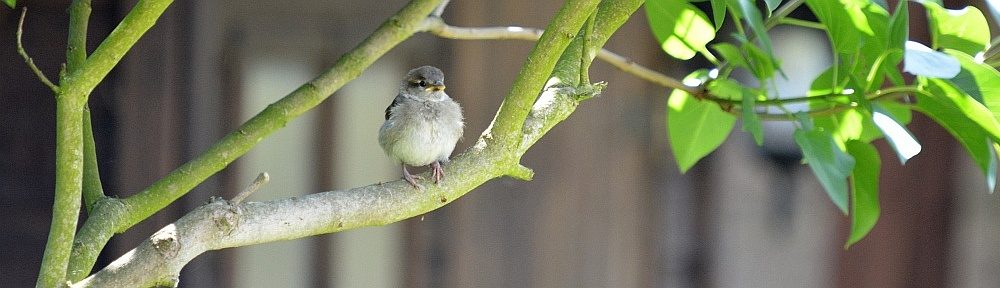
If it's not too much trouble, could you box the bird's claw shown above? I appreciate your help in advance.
[431,161,445,185]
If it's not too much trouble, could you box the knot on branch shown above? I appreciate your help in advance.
[525,82,606,135]
[209,198,241,236]
[150,227,179,259]
[152,277,179,288]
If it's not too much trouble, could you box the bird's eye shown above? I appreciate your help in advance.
[418,80,427,87]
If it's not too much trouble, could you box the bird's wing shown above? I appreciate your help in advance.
[385,94,402,120]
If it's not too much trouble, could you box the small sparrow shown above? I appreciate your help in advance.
[379,66,464,188]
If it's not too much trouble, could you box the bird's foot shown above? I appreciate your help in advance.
[403,166,424,189]
[431,161,445,185]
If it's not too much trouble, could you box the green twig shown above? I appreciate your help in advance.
[58,0,175,103]
[723,86,924,120]
[64,0,104,214]
[580,10,597,84]
[778,18,825,30]
[16,8,59,93]
[66,0,91,72]
[765,0,805,29]
[81,107,104,213]
[490,0,602,146]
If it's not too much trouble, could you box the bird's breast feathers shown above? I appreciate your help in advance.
[379,96,464,165]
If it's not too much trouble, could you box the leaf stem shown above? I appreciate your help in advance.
[778,17,825,30]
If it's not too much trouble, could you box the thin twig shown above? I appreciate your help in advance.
[431,0,451,17]
[17,7,59,93]
[231,172,270,206]
[419,17,701,94]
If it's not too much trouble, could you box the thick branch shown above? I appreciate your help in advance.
[66,0,444,280]
[73,86,588,287]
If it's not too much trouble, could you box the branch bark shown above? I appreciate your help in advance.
[66,0,444,280]
[72,0,644,285]
[72,80,602,288]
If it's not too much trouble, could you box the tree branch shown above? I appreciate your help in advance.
[431,0,450,17]
[66,0,444,281]
[65,0,106,214]
[72,0,644,285]
[418,17,701,95]
[16,8,59,93]
[490,0,601,146]
[72,83,591,288]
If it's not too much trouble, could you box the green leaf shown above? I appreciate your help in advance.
[3,0,13,9]
[871,104,921,164]
[669,72,737,173]
[845,140,881,248]
[712,43,748,69]
[806,0,875,53]
[795,128,856,214]
[743,42,777,80]
[707,78,743,100]
[706,78,763,144]
[711,0,728,30]
[945,50,1000,122]
[925,79,1000,141]
[916,80,997,180]
[923,1,990,55]
[764,0,782,14]
[888,0,908,51]
[646,1,717,60]
[742,89,763,145]
[731,0,774,56]
[904,41,960,78]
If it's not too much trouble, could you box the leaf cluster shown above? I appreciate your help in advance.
[647,0,999,247]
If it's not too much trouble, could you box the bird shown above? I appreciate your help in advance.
[378,66,464,188]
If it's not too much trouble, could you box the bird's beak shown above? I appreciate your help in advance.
[426,82,446,92]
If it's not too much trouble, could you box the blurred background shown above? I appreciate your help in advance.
[3,0,1000,287]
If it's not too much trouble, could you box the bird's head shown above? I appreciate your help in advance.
[400,65,447,100]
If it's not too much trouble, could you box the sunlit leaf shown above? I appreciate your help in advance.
[926,79,1000,140]
[669,71,737,173]
[845,140,881,248]
[646,1,716,60]
[871,104,921,163]
[903,41,960,78]
[795,128,855,214]
[916,80,998,188]
[806,0,875,53]
[923,1,991,55]
[815,109,865,149]
[3,0,13,9]
[946,50,1000,122]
